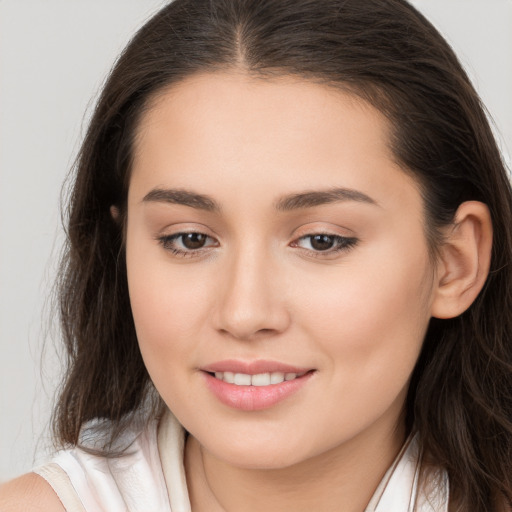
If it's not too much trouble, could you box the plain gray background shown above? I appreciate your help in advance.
[1,0,511,482]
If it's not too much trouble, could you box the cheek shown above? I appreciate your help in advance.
[126,236,212,373]
[294,236,433,385]
[129,274,206,342]
[286,251,432,443]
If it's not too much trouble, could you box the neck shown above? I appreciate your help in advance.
[184,419,406,512]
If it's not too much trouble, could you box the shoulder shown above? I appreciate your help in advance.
[0,472,65,512]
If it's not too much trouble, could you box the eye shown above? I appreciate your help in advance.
[177,232,210,249]
[158,232,218,256]
[292,234,357,254]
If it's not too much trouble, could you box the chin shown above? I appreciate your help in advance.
[198,431,320,470]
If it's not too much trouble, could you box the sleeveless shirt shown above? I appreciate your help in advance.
[34,410,449,512]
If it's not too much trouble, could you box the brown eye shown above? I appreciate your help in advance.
[181,233,208,249]
[309,234,336,251]
[292,233,358,255]
[158,231,217,256]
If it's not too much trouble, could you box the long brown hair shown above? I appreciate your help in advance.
[54,1,512,510]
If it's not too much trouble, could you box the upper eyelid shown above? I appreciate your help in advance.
[292,221,355,237]
[156,224,219,241]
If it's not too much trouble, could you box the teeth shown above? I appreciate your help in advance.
[234,373,251,385]
[270,372,285,384]
[251,373,271,386]
[212,371,299,386]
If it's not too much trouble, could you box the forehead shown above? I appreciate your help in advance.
[135,71,392,153]
[129,72,419,212]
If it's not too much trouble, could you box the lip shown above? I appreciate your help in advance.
[200,360,315,411]
[201,359,312,375]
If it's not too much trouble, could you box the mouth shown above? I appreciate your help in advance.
[207,370,311,386]
[200,361,316,411]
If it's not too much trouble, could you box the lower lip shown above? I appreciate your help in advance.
[202,371,314,411]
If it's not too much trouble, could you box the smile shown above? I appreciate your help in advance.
[212,371,306,386]
[201,362,315,411]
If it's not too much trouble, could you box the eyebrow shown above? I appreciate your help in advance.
[143,188,221,212]
[142,186,377,212]
[274,188,378,211]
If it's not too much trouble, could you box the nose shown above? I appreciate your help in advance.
[213,245,291,341]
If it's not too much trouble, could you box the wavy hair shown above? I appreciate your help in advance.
[54,1,512,510]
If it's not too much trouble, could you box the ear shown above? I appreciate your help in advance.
[110,205,120,221]
[431,201,493,319]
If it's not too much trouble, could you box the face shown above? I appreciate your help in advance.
[126,72,437,469]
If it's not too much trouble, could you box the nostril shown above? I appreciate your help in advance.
[218,327,281,341]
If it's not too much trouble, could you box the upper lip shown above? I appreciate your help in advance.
[201,359,312,375]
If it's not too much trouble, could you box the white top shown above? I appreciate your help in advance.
[34,411,449,512]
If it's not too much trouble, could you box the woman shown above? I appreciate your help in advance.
[1,0,511,510]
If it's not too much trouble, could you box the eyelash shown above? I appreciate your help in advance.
[157,232,218,258]
[291,234,358,255]
[157,232,358,259]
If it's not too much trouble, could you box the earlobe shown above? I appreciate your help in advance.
[431,201,493,319]
[110,205,120,221]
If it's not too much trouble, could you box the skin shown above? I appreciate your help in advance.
[0,71,492,511]
[126,72,446,512]
[0,474,65,511]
